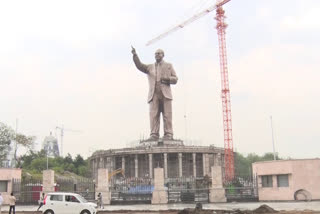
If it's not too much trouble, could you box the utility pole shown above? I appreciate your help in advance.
[46,145,49,170]
[12,118,18,168]
[270,116,276,160]
[56,125,64,156]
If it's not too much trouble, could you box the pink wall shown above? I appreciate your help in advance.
[252,159,320,201]
[0,168,22,204]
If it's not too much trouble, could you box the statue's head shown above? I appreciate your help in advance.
[155,49,164,62]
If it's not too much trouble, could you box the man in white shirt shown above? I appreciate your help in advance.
[9,192,16,214]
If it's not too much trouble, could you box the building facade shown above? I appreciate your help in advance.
[89,140,225,179]
[252,159,320,201]
[0,168,21,204]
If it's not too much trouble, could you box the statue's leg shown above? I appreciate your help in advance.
[163,98,173,139]
[149,95,161,139]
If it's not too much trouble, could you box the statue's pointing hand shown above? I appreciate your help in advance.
[131,46,136,55]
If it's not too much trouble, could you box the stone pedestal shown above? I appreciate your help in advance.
[138,139,184,149]
[152,168,168,204]
[96,168,111,205]
[209,166,227,203]
[42,170,55,193]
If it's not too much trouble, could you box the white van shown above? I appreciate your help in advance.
[42,192,97,214]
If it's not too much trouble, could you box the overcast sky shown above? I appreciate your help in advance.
[1,0,319,159]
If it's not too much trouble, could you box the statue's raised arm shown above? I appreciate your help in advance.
[131,46,148,74]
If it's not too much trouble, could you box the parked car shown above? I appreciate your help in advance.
[42,192,97,214]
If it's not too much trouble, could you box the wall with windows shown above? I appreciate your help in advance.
[252,159,320,201]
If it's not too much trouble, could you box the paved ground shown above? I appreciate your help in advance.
[100,202,320,212]
[2,201,320,213]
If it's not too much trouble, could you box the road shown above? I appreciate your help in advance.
[4,201,320,213]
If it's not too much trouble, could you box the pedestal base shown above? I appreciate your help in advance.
[209,188,227,203]
[152,190,168,204]
[139,139,183,147]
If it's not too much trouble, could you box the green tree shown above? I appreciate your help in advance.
[30,158,48,172]
[14,133,36,163]
[234,152,281,176]
[17,150,47,169]
[261,152,280,161]
[0,122,36,166]
[51,156,64,167]
[17,150,90,177]
[74,154,85,168]
[64,163,76,173]
[234,152,251,176]
[64,153,73,164]
[0,122,14,165]
[78,165,89,177]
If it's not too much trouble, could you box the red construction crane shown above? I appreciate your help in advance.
[146,0,234,181]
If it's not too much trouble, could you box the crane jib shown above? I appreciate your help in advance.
[146,0,231,46]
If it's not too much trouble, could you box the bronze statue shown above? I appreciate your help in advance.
[131,47,178,141]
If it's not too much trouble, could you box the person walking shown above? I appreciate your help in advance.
[9,192,16,214]
[97,192,104,209]
[0,193,3,214]
[37,192,45,211]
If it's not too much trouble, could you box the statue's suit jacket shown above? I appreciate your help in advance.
[133,55,178,103]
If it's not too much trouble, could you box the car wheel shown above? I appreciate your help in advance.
[80,210,91,214]
[44,210,54,214]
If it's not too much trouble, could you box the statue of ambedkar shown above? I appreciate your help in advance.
[131,47,178,141]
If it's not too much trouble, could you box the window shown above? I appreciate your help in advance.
[71,196,80,203]
[50,195,63,201]
[0,181,8,192]
[65,195,80,203]
[261,175,273,187]
[277,174,289,187]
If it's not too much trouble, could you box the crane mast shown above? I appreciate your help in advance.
[216,7,234,181]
